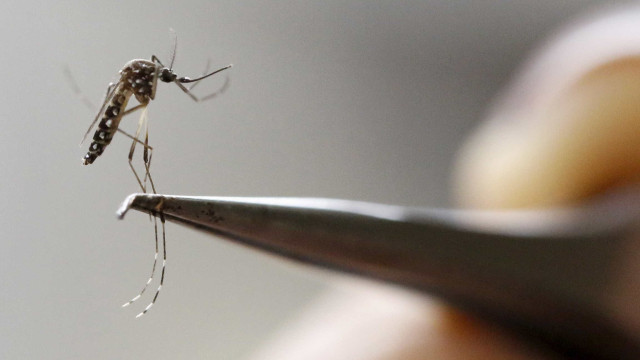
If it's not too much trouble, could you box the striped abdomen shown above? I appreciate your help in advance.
[83,86,132,165]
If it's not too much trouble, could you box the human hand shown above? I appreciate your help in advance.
[249,5,640,359]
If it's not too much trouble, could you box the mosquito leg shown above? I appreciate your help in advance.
[142,149,155,195]
[113,83,156,192]
[173,76,231,103]
[151,55,165,67]
[112,103,149,146]
[141,122,157,195]
[114,104,154,160]
[116,128,153,149]
[120,127,154,197]
[128,106,149,193]
[122,215,160,308]
[122,105,161,309]
[122,105,156,220]
[136,214,167,318]
[114,103,152,149]
[129,134,164,317]
[121,103,146,117]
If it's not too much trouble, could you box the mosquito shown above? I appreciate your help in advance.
[72,34,232,317]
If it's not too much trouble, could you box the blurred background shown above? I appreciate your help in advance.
[0,1,626,358]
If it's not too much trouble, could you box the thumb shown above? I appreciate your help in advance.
[454,5,640,209]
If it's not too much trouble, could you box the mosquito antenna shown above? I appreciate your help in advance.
[168,28,177,70]
[178,64,233,84]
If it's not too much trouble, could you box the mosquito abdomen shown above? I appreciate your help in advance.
[83,88,131,165]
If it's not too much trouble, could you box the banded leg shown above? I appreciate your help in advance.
[141,121,156,194]
[122,214,165,312]
[115,104,152,148]
[121,105,163,310]
[121,214,159,308]
[121,103,146,117]
[124,95,165,317]
[127,106,156,194]
[136,214,167,318]
[117,103,156,191]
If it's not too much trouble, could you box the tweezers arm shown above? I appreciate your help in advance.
[117,194,464,282]
[117,195,611,296]
[117,193,640,358]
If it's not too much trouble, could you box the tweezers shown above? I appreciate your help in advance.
[117,188,640,359]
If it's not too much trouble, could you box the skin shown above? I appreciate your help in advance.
[249,5,640,359]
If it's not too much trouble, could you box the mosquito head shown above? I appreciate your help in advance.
[159,67,177,83]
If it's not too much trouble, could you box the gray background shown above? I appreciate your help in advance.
[0,1,619,359]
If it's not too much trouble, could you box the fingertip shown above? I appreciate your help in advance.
[454,6,640,209]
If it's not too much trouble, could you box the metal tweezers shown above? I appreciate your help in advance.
[117,187,640,359]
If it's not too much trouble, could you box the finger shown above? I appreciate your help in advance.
[452,5,640,353]
[454,5,640,208]
[249,279,552,360]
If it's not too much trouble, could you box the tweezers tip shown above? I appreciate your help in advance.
[117,193,169,219]
[117,193,143,219]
